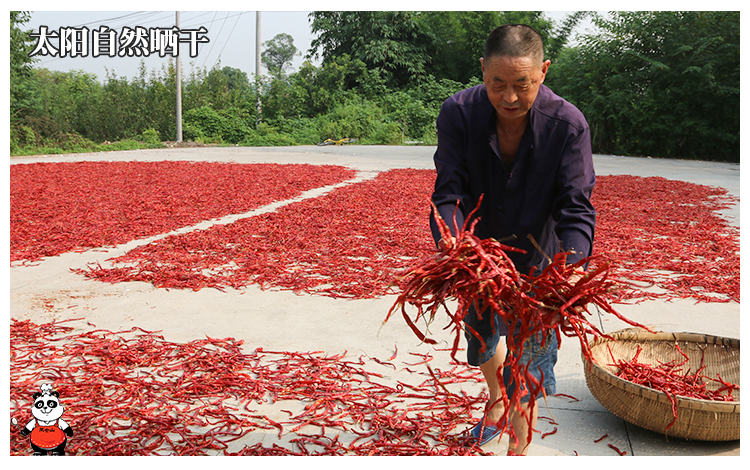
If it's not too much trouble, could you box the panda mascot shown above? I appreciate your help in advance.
[19,384,74,455]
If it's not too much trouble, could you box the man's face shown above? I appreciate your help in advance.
[481,55,550,125]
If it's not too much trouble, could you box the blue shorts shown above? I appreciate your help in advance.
[464,302,509,366]
[503,328,558,403]
[464,303,558,403]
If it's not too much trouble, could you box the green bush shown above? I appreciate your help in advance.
[315,99,386,141]
[183,106,227,142]
[238,123,298,147]
[271,116,324,145]
[183,106,253,144]
[362,121,403,145]
[140,128,162,145]
[10,125,38,153]
[378,91,436,142]
[181,121,205,142]
[417,123,438,146]
[103,139,161,151]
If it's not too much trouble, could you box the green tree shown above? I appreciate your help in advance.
[544,11,592,63]
[309,11,434,87]
[262,54,369,118]
[422,11,557,83]
[221,66,251,91]
[10,11,40,130]
[551,11,739,162]
[309,11,566,86]
[262,33,300,79]
[420,11,500,84]
[10,11,36,81]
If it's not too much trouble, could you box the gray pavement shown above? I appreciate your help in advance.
[9,146,741,456]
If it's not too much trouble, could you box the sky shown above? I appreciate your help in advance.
[24,10,319,81]
[20,7,598,83]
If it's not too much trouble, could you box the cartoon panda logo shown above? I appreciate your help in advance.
[17,384,74,455]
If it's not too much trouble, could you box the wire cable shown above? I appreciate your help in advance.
[210,12,245,70]
[199,11,230,69]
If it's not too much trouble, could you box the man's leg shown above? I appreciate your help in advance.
[502,329,558,455]
[507,400,538,455]
[479,346,506,424]
[465,304,510,445]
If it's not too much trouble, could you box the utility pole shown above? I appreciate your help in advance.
[255,11,261,129]
[175,11,183,142]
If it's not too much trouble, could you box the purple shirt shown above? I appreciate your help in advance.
[431,83,596,274]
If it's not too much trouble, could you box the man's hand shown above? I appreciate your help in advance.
[552,267,587,326]
[437,236,456,251]
[566,267,586,287]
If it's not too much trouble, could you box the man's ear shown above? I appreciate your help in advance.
[540,59,551,83]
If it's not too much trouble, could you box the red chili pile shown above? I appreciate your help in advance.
[10,161,356,263]
[77,168,436,298]
[609,344,739,432]
[592,174,739,303]
[386,200,650,445]
[58,167,737,303]
[11,319,493,456]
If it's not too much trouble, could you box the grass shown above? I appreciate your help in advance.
[11,138,167,157]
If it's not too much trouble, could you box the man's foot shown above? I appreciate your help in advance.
[471,416,506,446]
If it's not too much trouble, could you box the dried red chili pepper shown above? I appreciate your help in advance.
[553,393,580,402]
[386,196,653,445]
[11,319,496,455]
[608,344,739,432]
[74,168,436,298]
[608,443,627,455]
[591,174,739,303]
[10,161,356,264]
[22,166,731,305]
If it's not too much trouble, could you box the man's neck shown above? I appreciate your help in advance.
[496,114,529,137]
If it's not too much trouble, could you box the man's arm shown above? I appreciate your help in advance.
[552,124,597,266]
[430,103,471,247]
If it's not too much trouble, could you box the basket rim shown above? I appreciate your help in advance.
[584,328,740,412]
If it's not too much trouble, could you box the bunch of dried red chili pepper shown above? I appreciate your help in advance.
[608,344,739,432]
[386,198,650,446]
[11,318,496,455]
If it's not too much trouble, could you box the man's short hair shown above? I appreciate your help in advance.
[484,24,544,65]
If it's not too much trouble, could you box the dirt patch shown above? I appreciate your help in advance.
[161,140,220,148]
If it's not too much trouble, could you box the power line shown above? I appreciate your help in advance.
[26,11,261,78]
[197,11,218,69]
[174,11,215,24]
[211,12,246,70]
[200,11,230,69]
[180,11,247,29]
[64,11,166,28]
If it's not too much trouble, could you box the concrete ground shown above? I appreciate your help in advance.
[9,145,741,456]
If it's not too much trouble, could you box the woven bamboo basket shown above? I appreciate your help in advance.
[583,328,740,441]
